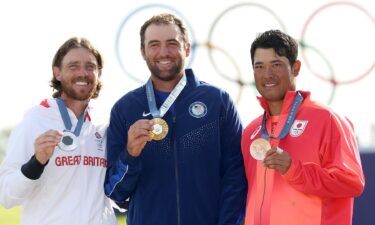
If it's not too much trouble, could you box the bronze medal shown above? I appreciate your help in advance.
[249,138,271,160]
[150,118,169,140]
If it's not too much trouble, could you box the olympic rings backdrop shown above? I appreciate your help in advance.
[0,0,374,148]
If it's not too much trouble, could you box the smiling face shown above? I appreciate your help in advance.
[141,23,190,84]
[53,47,102,101]
[253,48,300,108]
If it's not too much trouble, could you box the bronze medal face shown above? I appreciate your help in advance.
[150,118,169,140]
[249,138,271,160]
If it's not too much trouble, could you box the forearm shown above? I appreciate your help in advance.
[0,161,40,208]
[283,159,364,198]
[104,150,142,203]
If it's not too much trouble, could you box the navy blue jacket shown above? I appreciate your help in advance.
[104,69,247,225]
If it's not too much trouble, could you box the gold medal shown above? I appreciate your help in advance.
[249,138,271,160]
[149,118,169,140]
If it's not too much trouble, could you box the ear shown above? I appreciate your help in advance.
[53,66,62,81]
[292,60,301,77]
[185,42,191,57]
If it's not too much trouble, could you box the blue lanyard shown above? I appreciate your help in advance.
[56,98,86,136]
[260,92,303,140]
[145,75,186,118]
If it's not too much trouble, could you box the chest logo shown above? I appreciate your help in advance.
[94,131,104,151]
[142,111,152,117]
[290,120,308,137]
[189,101,207,118]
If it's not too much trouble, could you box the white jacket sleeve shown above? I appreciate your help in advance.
[0,119,41,208]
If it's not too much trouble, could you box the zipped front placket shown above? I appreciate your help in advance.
[172,115,181,225]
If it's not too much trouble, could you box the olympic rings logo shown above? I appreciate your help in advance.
[115,1,374,104]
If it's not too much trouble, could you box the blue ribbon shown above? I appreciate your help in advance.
[260,92,303,140]
[56,98,86,137]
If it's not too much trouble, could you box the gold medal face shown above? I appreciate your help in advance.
[150,118,169,140]
[249,138,271,160]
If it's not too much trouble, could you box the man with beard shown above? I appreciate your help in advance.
[0,37,117,225]
[104,13,247,225]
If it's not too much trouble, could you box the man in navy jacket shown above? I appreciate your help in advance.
[104,13,247,225]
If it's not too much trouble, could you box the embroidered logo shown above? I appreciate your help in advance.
[250,125,262,140]
[142,111,152,117]
[189,101,207,118]
[289,120,308,137]
[94,131,104,151]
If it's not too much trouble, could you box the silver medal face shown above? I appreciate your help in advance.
[58,131,78,151]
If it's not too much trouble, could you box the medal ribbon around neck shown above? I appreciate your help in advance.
[56,98,87,151]
[260,92,303,140]
[145,75,187,140]
[146,75,187,118]
[249,92,303,160]
[56,97,87,137]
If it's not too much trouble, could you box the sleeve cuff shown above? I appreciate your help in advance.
[122,150,140,166]
[21,155,48,180]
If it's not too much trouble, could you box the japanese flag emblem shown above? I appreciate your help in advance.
[290,120,308,137]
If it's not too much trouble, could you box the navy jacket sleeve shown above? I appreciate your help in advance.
[218,92,248,225]
[104,101,142,204]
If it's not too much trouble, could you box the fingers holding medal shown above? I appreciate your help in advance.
[149,118,168,141]
[250,138,271,160]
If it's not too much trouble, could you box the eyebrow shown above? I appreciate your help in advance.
[147,38,179,45]
[254,59,284,65]
[147,40,160,46]
[67,61,80,66]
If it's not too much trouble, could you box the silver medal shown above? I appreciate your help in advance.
[58,130,78,151]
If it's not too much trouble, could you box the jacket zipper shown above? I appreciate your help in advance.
[172,115,181,225]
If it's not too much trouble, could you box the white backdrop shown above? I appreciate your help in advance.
[0,0,374,148]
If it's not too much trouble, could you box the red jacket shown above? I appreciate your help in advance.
[241,91,364,225]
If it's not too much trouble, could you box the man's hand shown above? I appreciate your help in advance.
[127,119,154,157]
[263,147,291,174]
[34,130,63,165]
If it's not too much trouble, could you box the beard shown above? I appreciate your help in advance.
[146,58,185,82]
[60,78,97,101]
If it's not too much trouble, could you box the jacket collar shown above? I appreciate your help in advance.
[257,90,310,116]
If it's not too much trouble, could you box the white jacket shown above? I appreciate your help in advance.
[0,99,117,225]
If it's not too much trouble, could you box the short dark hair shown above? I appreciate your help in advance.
[250,30,298,67]
[50,37,103,98]
[140,13,189,49]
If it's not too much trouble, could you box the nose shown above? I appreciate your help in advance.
[79,66,90,77]
[264,64,273,77]
[159,44,169,57]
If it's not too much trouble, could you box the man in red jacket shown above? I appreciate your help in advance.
[241,29,364,225]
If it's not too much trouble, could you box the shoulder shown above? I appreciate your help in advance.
[302,97,355,133]
[186,69,229,98]
[23,98,58,121]
[302,98,339,120]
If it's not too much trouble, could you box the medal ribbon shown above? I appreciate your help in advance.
[146,75,187,118]
[56,98,87,137]
[260,92,303,140]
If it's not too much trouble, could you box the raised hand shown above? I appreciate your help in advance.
[34,130,63,165]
